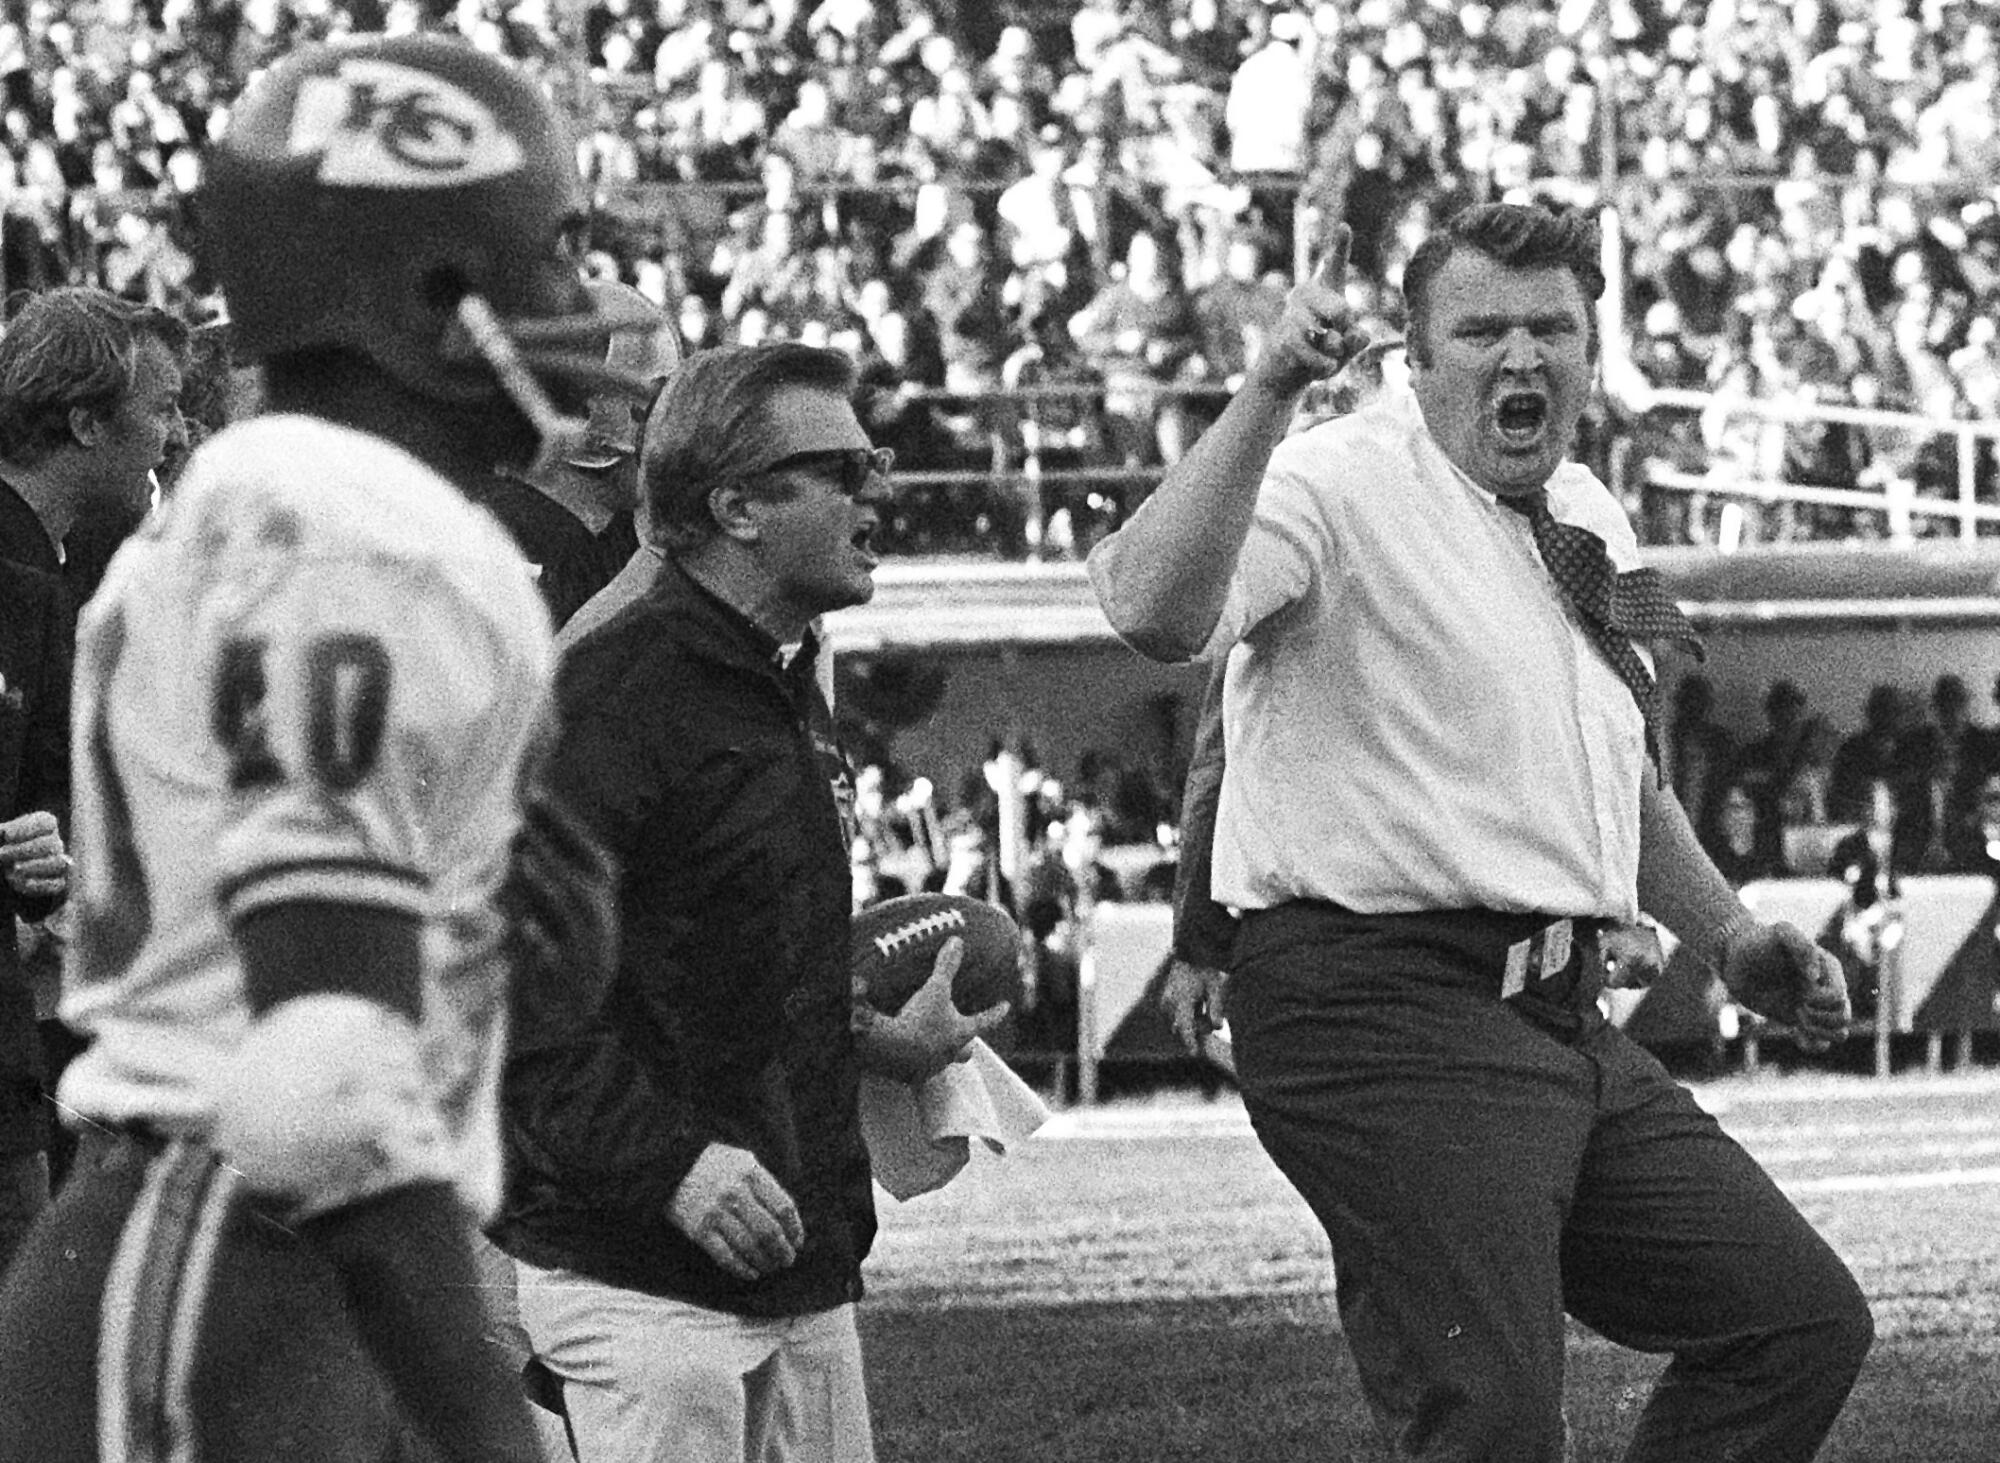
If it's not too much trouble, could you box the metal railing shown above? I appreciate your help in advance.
[1617,387,2000,545]
[863,372,2000,558]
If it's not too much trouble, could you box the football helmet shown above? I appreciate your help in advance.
[201,35,654,437]
[566,278,682,471]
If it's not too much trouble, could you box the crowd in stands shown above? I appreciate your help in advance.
[2,0,1996,557]
[1664,670,2000,884]
[6,1,1998,1033]
[844,664,2000,1048]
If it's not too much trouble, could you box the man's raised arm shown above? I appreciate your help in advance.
[1087,222,1366,662]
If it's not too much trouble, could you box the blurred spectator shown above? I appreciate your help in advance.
[1001,306,1119,558]
[996,128,1084,307]
[850,835,910,912]
[849,760,939,904]
[3,0,1998,562]
[1069,228,1203,468]
[1943,770,2000,877]
[1665,672,1738,856]
[855,273,947,393]
[1827,683,1926,865]
[1828,778,1904,907]
[1224,6,1309,183]
[1826,777,1904,1022]
[1015,884,1081,1072]
[932,808,1014,909]
[1709,779,1784,888]
[1073,743,1169,849]
[1733,679,1826,870]
[919,217,1015,400]
[1775,715,1842,866]
[1901,673,1981,871]
[1968,673,2000,790]
[1192,222,1290,395]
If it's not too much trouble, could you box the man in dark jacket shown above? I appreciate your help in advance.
[0,287,189,1193]
[493,342,1005,1463]
[0,558,69,1273]
[0,287,188,605]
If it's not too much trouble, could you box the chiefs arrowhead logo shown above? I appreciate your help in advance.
[289,59,524,188]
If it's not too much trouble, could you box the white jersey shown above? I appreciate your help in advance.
[58,414,554,1219]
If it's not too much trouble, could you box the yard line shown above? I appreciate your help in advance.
[1038,1105,2000,1145]
[1689,1072,2000,1111]
[1782,1165,2000,1194]
[1039,1110,1253,1141]
[1036,1071,2000,1142]
[1745,1138,2000,1167]
[1729,1116,2000,1141]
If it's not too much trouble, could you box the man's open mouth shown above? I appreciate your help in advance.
[1493,389,1548,446]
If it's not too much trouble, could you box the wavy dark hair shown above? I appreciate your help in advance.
[641,342,858,555]
[0,287,189,465]
[1401,203,1604,367]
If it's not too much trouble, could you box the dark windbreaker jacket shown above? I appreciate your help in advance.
[491,558,873,1319]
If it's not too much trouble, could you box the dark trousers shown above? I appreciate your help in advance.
[1230,902,1873,1463]
[0,1130,421,1463]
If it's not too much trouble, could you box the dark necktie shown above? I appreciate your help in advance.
[1502,492,1703,763]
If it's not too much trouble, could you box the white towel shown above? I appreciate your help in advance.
[860,1040,1052,1200]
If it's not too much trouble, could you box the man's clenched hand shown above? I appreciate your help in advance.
[668,1143,805,1282]
[0,810,70,900]
[1718,917,1851,1053]
[1160,957,1230,1056]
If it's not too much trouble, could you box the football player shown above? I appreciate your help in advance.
[467,276,681,629]
[0,35,640,1463]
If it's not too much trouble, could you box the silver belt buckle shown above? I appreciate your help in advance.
[1502,918,1574,1000]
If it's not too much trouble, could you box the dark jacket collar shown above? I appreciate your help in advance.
[645,554,823,690]
[0,475,59,577]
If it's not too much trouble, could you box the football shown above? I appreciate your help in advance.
[851,893,1022,1016]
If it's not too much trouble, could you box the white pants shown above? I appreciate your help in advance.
[514,1261,876,1463]
[471,1237,576,1462]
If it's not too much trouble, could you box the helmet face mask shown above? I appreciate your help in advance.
[202,35,656,439]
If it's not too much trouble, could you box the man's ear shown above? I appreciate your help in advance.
[706,481,764,544]
[68,404,105,449]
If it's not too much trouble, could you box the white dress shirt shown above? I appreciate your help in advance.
[1093,385,1650,922]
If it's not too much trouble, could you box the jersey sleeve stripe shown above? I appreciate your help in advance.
[218,859,432,923]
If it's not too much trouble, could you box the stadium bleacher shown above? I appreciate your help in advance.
[8,0,2000,1074]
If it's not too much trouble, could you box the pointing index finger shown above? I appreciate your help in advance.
[1314,221,1353,289]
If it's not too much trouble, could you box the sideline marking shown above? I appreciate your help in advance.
[1030,1107,2000,1203]
[1037,1071,2000,1141]
[1687,1071,2000,1113]
[1039,1105,1253,1141]
[1784,1166,2000,1195]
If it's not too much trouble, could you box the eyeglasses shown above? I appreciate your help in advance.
[748,446,895,498]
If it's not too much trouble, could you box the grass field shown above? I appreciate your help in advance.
[859,1072,2000,1461]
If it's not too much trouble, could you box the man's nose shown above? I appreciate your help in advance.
[1499,328,1541,367]
[168,408,190,450]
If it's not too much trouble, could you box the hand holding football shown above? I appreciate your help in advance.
[850,893,1023,1015]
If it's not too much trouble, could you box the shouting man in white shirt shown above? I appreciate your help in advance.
[1087,202,1868,1463]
